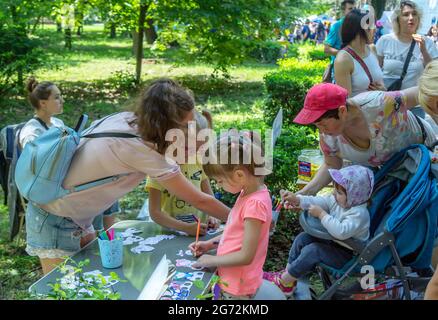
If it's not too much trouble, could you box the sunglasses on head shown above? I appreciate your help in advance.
[400,1,416,8]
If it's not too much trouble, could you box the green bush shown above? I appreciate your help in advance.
[0,26,42,95]
[265,124,318,195]
[107,70,138,93]
[263,58,326,126]
[249,40,287,64]
[307,46,328,61]
[286,43,328,62]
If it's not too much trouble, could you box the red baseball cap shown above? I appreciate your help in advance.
[293,83,348,125]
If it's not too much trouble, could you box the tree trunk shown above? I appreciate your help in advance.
[132,30,139,56]
[65,28,72,50]
[145,18,157,44]
[31,16,41,34]
[135,3,148,84]
[75,10,84,36]
[110,23,116,38]
[57,21,62,33]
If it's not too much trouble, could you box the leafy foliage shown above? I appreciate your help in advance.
[265,125,318,195]
[41,257,126,300]
[264,57,326,125]
[249,40,289,64]
[151,0,321,75]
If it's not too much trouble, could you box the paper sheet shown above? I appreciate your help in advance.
[137,254,169,300]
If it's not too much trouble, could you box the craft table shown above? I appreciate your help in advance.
[29,220,220,300]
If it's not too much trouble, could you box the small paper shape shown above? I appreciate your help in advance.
[177,250,184,257]
[131,244,155,254]
[185,250,193,256]
[188,271,205,281]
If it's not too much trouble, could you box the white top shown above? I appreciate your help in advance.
[376,33,438,89]
[19,117,64,148]
[298,194,370,242]
[346,47,384,97]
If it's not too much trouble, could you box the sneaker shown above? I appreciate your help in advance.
[263,271,296,297]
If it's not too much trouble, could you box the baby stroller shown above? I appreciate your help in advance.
[300,144,438,300]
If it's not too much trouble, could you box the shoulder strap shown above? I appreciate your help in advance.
[400,40,416,81]
[413,114,427,144]
[33,117,49,131]
[81,112,121,136]
[82,132,139,139]
[343,46,374,84]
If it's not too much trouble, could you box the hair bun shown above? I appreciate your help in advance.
[26,77,38,93]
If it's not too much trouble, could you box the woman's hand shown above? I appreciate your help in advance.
[413,34,426,52]
[184,222,207,237]
[188,240,216,257]
[368,82,386,91]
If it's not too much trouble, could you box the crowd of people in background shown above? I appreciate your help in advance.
[284,1,438,49]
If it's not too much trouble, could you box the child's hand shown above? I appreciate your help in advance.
[185,222,207,237]
[188,240,215,257]
[192,254,216,268]
[308,205,326,219]
[280,189,300,209]
[207,217,221,230]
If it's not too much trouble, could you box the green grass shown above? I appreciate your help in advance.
[0,24,296,300]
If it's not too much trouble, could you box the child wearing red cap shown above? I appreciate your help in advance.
[263,165,374,297]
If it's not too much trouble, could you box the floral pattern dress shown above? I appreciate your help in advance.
[320,91,436,167]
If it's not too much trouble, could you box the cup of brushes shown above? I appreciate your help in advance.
[98,229,123,269]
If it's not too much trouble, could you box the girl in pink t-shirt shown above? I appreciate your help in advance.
[189,132,284,300]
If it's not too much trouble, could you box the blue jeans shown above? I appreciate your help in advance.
[287,232,353,278]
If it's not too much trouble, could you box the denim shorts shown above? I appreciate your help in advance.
[25,202,82,256]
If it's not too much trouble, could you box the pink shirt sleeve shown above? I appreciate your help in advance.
[242,199,269,223]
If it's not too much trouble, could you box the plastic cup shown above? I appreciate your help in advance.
[98,237,123,269]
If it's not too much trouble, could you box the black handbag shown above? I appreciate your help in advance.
[386,40,416,91]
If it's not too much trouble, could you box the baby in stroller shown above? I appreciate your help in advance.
[264,165,374,296]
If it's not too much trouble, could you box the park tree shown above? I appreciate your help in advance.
[151,0,326,76]
[0,0,47,92]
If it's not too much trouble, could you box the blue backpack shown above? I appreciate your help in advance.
[15,114,138,205]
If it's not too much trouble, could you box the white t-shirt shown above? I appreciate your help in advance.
[19,117,64,148]
[376,33,438,89]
